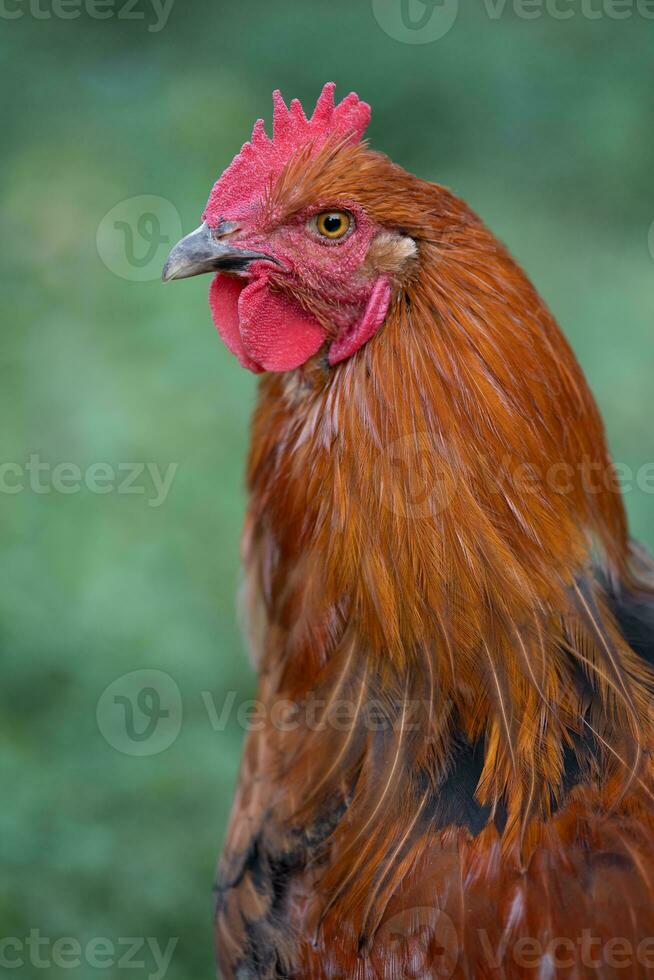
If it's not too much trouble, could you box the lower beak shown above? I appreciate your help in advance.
[162,222,275,282]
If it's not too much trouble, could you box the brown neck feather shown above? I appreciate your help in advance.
[240,190,652,932]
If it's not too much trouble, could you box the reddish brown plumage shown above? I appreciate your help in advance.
[174,106,654,978]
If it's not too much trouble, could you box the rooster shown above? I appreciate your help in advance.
[163,84,654,979]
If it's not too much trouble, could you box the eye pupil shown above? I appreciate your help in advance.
[324,214,342,234]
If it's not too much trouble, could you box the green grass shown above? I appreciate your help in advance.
[1,4,652,977]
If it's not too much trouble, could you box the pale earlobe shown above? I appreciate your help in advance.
[364,232,417,278]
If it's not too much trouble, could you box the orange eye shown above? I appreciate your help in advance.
[314,211,352,240]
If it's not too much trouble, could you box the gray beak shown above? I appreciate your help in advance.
[162,222,275,282]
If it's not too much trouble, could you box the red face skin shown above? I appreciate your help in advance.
[205,202,392,374]
[192,84,392,374]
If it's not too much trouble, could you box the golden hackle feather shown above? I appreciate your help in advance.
[215,137,654,977]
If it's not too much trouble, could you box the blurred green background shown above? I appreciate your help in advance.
[1,2,652,977]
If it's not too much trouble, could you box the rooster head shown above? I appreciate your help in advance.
[162,83,417,373]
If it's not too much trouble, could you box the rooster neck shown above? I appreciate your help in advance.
[238,222,653,928]
[245,232,630,684]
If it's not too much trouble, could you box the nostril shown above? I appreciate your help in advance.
[212,220,240,240]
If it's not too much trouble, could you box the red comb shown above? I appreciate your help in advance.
[203,83,371,223]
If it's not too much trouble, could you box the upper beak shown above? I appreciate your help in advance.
[162,222,276,283]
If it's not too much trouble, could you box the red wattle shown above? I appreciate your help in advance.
[209,274,326,374]
[238,278,326,372]
[209,274,262,373]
